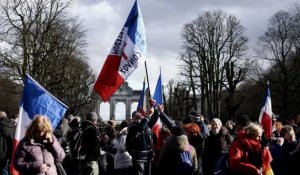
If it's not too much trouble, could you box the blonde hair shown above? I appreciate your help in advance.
[244,123,263,138]
[274,122,283,131]
[25,115,52,138]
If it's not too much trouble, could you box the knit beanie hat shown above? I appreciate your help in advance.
[87,112,98,121]
[172,125,186,136]
[236,115,250,127]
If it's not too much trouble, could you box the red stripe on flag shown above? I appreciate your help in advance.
[96,55,121,86]
[10,139,20,175]
[261,112,272,139]
[94,73,124,102]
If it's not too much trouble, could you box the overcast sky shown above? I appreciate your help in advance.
[71,0,298,93]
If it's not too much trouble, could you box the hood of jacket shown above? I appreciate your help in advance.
[168,134,189,152]
[81,120,97,129]
[236,130,261,153]
[0,117,16,128]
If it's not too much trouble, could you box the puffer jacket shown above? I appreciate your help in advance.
[113,127,132,169]
[156,134,197,175]
[14,134,65,175]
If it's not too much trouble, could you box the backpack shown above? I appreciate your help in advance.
[176,144,193,175]
[0,133,8,161]
[68,129,85,160]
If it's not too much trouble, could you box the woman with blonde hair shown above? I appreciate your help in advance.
[229,123,273,175]
[14,115,65,175]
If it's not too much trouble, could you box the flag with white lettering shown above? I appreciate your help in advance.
[94,0,146,101]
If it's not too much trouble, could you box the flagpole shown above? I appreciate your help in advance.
[144,61,151,97]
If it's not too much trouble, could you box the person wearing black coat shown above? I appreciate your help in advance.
[0,111,17,175]
[81,112,100,175]
[126,101,159,175]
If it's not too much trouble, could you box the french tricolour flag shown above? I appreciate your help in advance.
[137,78,147,116]
[94,0,146,102]
[11,74,68,175]
[152,71,163,142]
[259,83,273,140]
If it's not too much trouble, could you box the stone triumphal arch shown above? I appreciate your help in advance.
[98,82,142,120]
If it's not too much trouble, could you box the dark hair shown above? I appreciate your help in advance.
[236,115,250,127]
[190,111,200,117]
[182,116,193,124]
[172,125,186,136]
[120,120,129,130]
[132,111,138,117]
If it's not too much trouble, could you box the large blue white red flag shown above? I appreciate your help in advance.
[152,72,163,141]
[94,0,146,102]
[11,74,68,175]
[259,83,273,139]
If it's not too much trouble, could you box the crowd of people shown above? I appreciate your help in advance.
[1,100,300,175]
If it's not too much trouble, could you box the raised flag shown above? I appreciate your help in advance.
[94,0,146,102]
[136,78,147,116]
[11,74,68,175]
[259,83,273,140]
[153,72,163,105]
[152,72,163,144]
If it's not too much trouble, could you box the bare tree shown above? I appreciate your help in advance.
[178,52,200,111]
[0,0,95,114]
[180,10,248,119]
[257,6,300,119]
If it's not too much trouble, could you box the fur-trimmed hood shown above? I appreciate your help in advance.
[168,134,189,151]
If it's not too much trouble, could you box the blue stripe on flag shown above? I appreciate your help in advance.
[21,75,68,128]
[153,72,163,105]
[137,78,146,113]
[124,0,146,57]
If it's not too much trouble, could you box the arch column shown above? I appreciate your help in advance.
[110,99,116,119]
[126,99,132,118]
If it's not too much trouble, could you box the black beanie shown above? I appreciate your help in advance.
[172,125,186,136]
[236,115,250,127]
[182,116,193,124]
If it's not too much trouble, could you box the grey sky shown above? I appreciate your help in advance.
[71,0,298,92]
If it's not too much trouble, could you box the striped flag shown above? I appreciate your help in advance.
[11,74,68,175]
[137,78,147,116]
[152,72,163,142]
[94,0,146,102]
[259,83,273,140]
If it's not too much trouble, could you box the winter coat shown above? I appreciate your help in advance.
[80,120,100,161]
[0,117,16,158]
[113,127,132,169]
[156,134,197,175]
[228,130,273,175]
[270,139,299,175]
[13,134,65,175]
[126,114,158,162]
[203,126,232,175]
